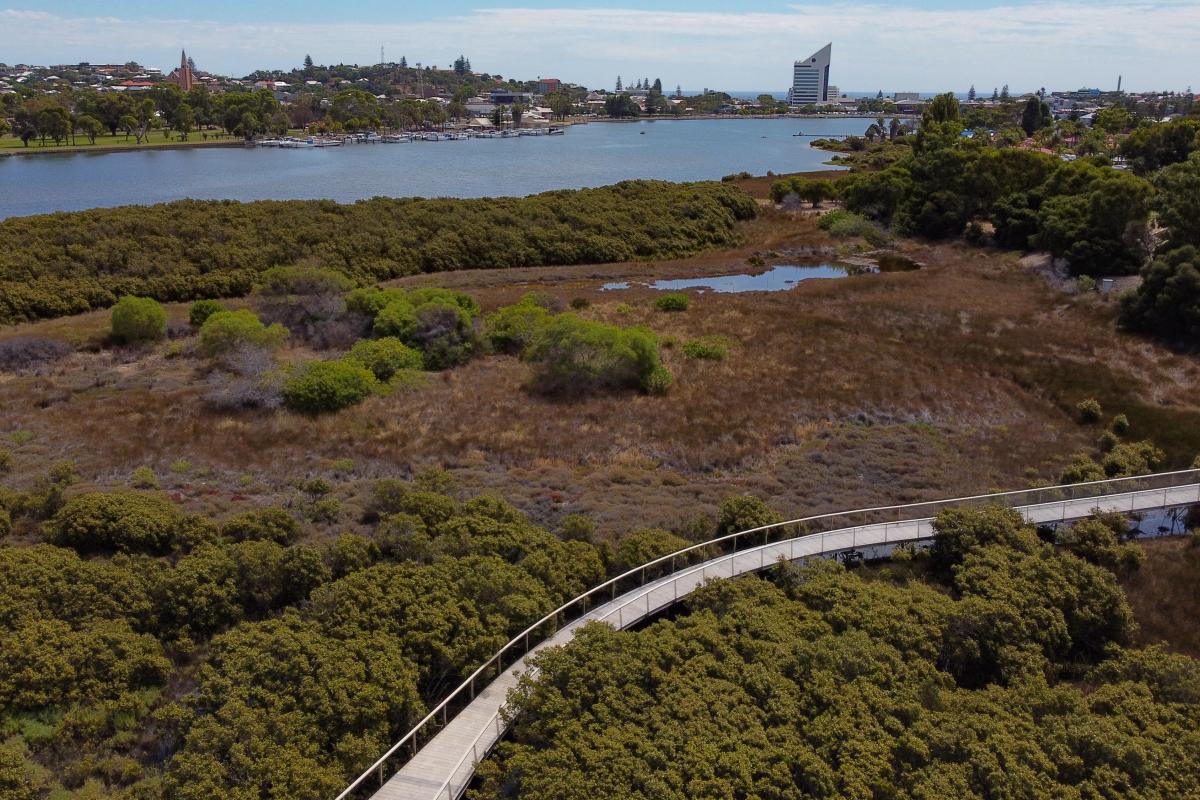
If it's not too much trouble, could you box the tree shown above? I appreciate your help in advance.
[73,114,103,145]
[652,78,662,94]
[1119,119,1199,173]
[174,103,196,141]
[1154,152,1200,249]
[511,103,524,129]
[923,92,960,125]
[1020,95,1051,136]
[1119,246,1200,347]
[615,76,623,92]
[604,93,640,119]
[454,55,469,76]
[304,54,314,70]
[968,85,976,101]
[1000,84,1010,100]
[992,87,999,100]
[1035,166,1154,275]
[399,55,408,68]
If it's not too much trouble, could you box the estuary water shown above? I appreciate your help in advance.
[0,117,873,219]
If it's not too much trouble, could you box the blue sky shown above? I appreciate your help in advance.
[2,1,1196,92]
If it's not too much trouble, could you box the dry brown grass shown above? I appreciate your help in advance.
[2,209,1198,539]
[1123,537,1200,658]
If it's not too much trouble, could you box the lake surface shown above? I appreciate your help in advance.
[0,117,873,219]
[602,265,853,293]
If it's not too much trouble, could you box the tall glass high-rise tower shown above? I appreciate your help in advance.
[789,43,832,105]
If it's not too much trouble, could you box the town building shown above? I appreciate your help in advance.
[534,78,562,95]
[165,50,194,91]
[788,43,832,105]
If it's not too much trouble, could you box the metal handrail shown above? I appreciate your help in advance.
[336,469,1200,799]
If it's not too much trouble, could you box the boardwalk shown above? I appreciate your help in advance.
[355,473,1200,800]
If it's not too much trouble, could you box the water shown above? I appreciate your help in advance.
[0,117,874,219]
[602,264,853,293]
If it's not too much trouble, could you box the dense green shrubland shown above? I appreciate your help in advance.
[478,506,1200,800]
[0,181,757,325]
[0,476,611,799]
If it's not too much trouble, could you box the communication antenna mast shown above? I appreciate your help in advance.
[380,45,385,65]
[1117,74,1122,93]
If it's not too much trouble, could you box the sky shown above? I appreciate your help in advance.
[1,1,1197,93]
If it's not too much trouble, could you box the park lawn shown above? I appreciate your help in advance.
[0,128,309,153]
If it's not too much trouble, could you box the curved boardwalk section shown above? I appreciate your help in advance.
[348,473,1200,800]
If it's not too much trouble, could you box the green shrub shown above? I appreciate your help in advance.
[198,310,288,356]
[1061,453,1106,484]
[570,298,591,310]
[345,287,409,321]
[1076,398,1103,424]
[347,337,424,380]
[0,507,10,538]
[486,298,553,354]
[43,491,185,554]
[374,298,419,340]
[643,365,674,395]
[654,293,691,312]
[1110,413,1130,435]
[110,296,166,344]
[220,507,302,544]
[613,528,689,573]
[282,359,379,414]
[682,335,733,360]
[524,314,668,396]
[0,448,10,474]
[257,265,353,297]
[1102,440,1164,477]
[130,466,159,489]
[560,514,596,543]
[715,495,783,536]
[188,299,225,327]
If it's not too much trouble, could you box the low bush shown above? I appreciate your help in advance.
[1110,413,1131,435]
[0,336,72,373]
[682,335,733,360]
[612,528,689,573]
[282,359,379,414]
[110,296,166,344]
[524,314,670,396]
[653,293,691,312]
[220,507,302,544]
[188,300,225,328]
[1077,398,1103,424]
[346,337,424,380]
[569,297,590,310]
[486,297,553,354]
[43,491,187,554]
[197,310,288,357]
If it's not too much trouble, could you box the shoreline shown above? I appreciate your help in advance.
[0,138,248,159]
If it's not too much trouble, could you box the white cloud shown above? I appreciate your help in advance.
[1,3,1196,91]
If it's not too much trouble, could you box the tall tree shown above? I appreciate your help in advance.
[968,85,976,101]
[616,76,623,91]
[1001,84,1010,100]
[303,54,314,70]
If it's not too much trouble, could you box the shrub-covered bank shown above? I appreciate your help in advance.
[478,507,1200,800]
[0,180,757,325]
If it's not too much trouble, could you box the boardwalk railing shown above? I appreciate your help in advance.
[336,469,1200,800]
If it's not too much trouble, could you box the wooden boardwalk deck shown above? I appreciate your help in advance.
[369,479,1200,800]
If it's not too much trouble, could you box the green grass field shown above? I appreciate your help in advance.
[0,128,308,154]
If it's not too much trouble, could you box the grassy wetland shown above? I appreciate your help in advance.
[1,157,1199,798]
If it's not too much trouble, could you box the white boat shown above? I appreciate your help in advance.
[500,129,519,138]
[547,127,565,136]
[381,134,411,143]
[258,138,282,147]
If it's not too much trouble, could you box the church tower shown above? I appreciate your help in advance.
[168,50,194,91]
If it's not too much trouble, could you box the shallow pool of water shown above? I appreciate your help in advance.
[602,264,852,293]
